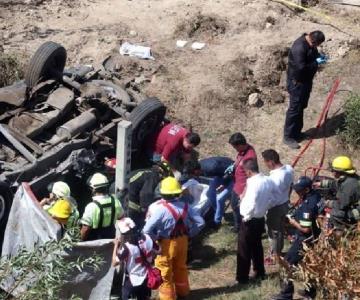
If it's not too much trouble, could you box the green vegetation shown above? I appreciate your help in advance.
[341,93,360,148]
[0,228,103,300]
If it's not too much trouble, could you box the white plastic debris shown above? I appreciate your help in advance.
[191,42,206,50]
[176,40,188,48]
[119,42,155,60]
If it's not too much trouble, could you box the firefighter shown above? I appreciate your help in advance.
[143,177,205,300]
[80,173,123,241]
[127,162,173,227]
[272,176,321,300]
[40,181,79,229]
[47,198,73,237]
[320,156,360,229]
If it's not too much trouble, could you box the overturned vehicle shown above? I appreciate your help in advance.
[0,41,167,249]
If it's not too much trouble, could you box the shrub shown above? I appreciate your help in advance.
[0,228,103,300]
[296,228,360,299]
[341,93,360,148]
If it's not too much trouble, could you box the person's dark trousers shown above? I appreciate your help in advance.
[285,236,304,265]
[122,276,151,300]
[230,191,242,230]
[284,79,313,140]
[236,217,266,282]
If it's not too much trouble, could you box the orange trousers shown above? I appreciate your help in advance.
[155,236,190,300]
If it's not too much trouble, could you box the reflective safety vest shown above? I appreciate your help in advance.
[87,195,121,240]
[160,200,189,238]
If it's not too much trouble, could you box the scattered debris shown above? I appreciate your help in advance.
[119,42,155,60]
[176,40,188,48]
[248,92,263,107]
[191,42,206,50]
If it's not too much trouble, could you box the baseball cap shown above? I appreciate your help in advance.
[293,176,313,192]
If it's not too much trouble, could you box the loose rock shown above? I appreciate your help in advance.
[248,92,262,107]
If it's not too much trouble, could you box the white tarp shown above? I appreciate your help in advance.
[1,183,116,300]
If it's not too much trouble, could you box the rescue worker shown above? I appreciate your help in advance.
[199,156,234,228]
[151,123,201,169]
[40,181,79,229]
[112,217,160,300]
[319,156,360,229]
[127,162,173,227]
[143,177,205,300]
[272,176,321,300]
[283,31,327,149]
[47,199,73,237]
[80,173,123,241]
[228,132,257,232]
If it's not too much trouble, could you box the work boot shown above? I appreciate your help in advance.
[270,281,294,300]
[283,138,300,149]
[297,287,316,299]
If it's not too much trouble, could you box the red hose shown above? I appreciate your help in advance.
[291,79,341,172]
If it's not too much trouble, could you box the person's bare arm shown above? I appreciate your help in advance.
[80,225,91,241]
[112,238,120,267]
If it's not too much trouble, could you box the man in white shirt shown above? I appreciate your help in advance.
[236,158,276,284]
[262,149,294,264]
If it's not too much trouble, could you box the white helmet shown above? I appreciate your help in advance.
[88,173,109,189]
[52,181,71,198]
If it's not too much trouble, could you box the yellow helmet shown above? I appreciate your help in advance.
[160,177,182,195]
[52,181,71,198]
[331,156,356,174]
[88,173,109,189]
[48,199,72,219]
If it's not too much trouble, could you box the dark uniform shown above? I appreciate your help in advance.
[323,175,360,228]
[273,189,321,300]
[284,34,320,141]
[127,169,162,227]
[286,190,321,265]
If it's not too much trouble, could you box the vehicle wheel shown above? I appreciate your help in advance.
[129,97,166,151]
[25,41,67,88]
[0,183,13,253]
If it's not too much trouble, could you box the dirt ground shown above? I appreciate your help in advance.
[1,0,360,299]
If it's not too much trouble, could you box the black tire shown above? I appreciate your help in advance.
[129,97,166,151]
[25,41,67,88]
[0,183,13,253]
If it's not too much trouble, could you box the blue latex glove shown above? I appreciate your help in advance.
[224,164,235,175]
[316,56,328,65]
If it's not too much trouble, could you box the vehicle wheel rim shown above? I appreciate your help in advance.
[136,115,158,141]
[0,195,5,222]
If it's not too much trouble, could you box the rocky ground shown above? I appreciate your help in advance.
[1,0,360,298]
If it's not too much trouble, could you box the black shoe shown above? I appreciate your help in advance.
[283,138,300,149]
[297,288,316,299]
[271,281,294,300]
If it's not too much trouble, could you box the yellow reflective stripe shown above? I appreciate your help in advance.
[300,220,312,227]
[129,170,150,183]
[129,201,141,211]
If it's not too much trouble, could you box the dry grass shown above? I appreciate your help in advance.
[187,211,281,300]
